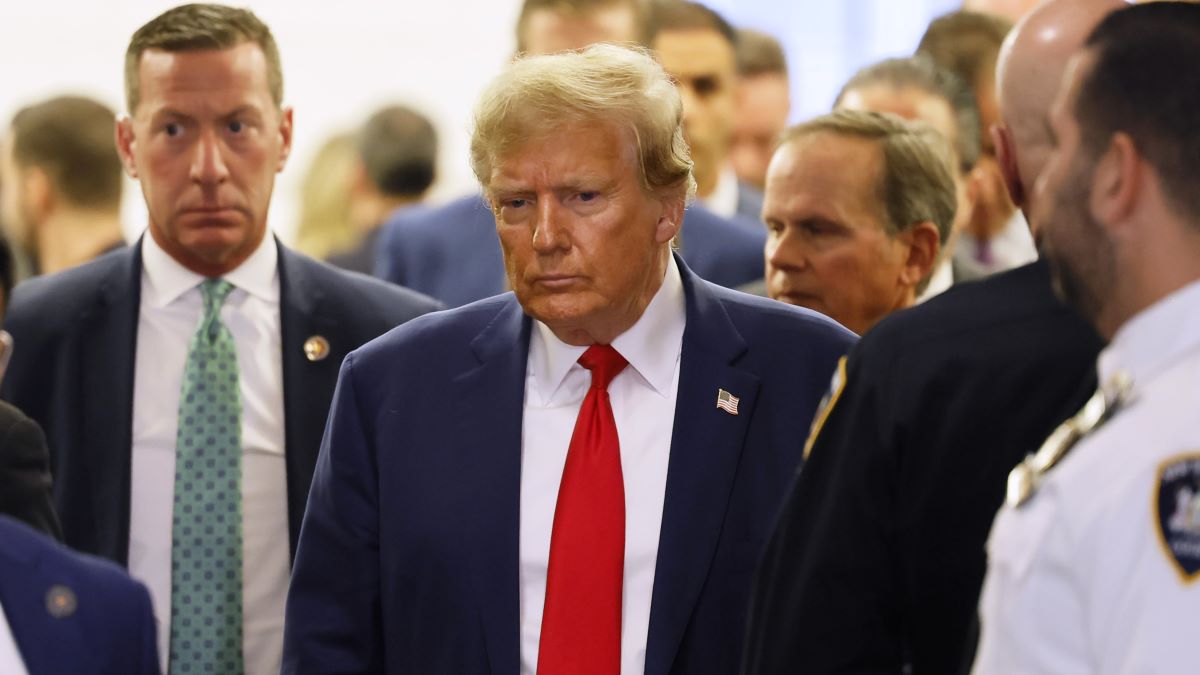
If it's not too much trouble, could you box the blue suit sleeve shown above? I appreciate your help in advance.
[374,221,405,285]
[283,353,385,674]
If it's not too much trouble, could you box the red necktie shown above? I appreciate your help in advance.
[538,344,629,674]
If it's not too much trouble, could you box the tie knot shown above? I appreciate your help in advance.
[578,344,628,391]
[200,278,234,317]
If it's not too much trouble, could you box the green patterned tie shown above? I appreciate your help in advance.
[169,278,243,675]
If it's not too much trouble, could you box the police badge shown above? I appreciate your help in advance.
[1155,453,1200,583]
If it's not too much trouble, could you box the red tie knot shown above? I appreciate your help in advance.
[579,344,628,391]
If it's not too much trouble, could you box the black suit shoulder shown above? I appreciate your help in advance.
[744,260,1104,675]
[281,247,443,324]
[6,247,134,344]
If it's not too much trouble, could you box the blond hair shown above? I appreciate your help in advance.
[470,43,694,200]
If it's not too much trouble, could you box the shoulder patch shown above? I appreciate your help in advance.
[803,355,848,461]
[1155,452,1200,584]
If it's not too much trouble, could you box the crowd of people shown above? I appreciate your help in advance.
[0,0,1198,673]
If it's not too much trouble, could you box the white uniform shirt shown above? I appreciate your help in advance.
[974,279,1200,674]
[0,601,29,675]
[129,232,290,675]
[519,255,685,675]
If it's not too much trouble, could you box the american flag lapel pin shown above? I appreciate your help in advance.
[716,388,740,415]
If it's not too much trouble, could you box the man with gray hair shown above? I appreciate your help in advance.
[763,109,954,335]
[284,44,854,675]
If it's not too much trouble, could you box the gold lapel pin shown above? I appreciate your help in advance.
[304,335,331,362]
[45,584,77,619]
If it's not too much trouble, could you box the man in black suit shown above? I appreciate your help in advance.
[1,5,439,675]
[0,236,59,540]
[741,0,1121,673]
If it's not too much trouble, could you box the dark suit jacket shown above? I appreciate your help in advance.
[1,239,441,565]
[283,256,855,674]
[0,515,159,674]
[375,193,767,307]
[735,181,765,223]
[742,260,1104,675]
[0,401,61,540]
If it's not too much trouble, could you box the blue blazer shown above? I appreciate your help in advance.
[283,256,855,674]
[375,194,767,308]
[0,515,159,674]
[1,239,441,565]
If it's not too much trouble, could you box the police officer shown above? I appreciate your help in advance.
[975,3,1200,672]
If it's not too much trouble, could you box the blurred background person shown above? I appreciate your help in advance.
[297,105,438,276]
[962,0,1042,22]
[763,110,954,335]
[293,132,358,261]
[328,104,437,274]
[919,10,1037,279]
[834,56,980,299]
[651,0,763,222]
[376,0,766,306]
[730,28,791,193]
[0,95,125,280]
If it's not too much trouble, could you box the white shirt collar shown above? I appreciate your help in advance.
[141,228,280,308]
[529,253,686,402]
[699,165,741,219]
[1099,278,1200,396]
[917,259,955,303]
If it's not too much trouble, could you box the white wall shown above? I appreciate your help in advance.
[0,0,961,244]
[0,0,525,243]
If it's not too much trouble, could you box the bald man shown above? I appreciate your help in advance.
[741,1,1120,673]
[963,0,1042,22]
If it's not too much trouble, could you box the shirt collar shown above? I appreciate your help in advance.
[698,165,741,219]
[1098,278,1200,396]
[140,228,279,308]
[529,254,687,401]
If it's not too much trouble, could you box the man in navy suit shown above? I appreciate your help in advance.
[284,44,854,675]
[1,5,439,675]
[375,0,766,307]
[0,515,159,674]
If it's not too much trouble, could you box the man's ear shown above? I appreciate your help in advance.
[655,191,685,245]
[276,106,294,173]
[991,123,1023,209]
[897,221,942,289]
[1091,132,1139,234]
[114,115,139,179]
[22,167,54,223]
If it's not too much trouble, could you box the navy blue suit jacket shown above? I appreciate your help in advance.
[0,515,159,674]
[283,256,855,674]
[1,239,441,565]
[375,194,767,308]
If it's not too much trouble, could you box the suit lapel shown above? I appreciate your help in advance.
[276,243,342,561]
[454,297,528,675]
[644,261,761,675]
[78,246,141,565]
[0,528,86,675]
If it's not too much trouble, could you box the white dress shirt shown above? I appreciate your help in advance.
[129,232,289,675]
[519,255,686,675]
[974,279,1200,674]
[916,258,955,304]
[699,165,741,220]
[954,210,1038,279]
[0,601,29,675]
